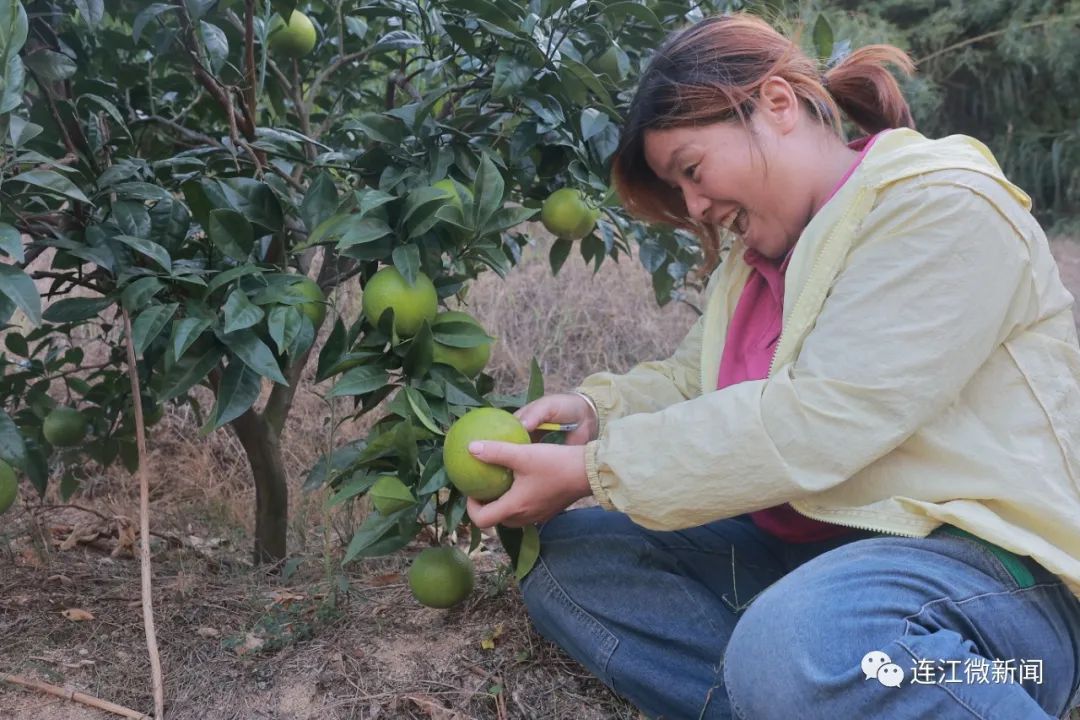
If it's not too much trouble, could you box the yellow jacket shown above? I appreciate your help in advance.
[579,128,1080,598]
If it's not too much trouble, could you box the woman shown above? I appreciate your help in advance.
[465,13,1080,720]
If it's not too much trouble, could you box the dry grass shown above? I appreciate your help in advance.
[0,233,698,719]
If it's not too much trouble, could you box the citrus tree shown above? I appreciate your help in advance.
[0,0,719,567]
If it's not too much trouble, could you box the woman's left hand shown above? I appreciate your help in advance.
[465,441,592,529]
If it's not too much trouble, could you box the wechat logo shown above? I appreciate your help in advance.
[862,650,905,688]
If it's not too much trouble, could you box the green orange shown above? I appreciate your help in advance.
[269,10,317,58]
[43,406,86,447]
[0,460,17,515]
[362,267,438,337]
[443,407,529,501]
[290,277,326,329]
[541,188,600,240]
[408,546,475,609]
[432,311,492,378]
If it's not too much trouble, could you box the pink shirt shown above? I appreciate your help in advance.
[716,132,883,543]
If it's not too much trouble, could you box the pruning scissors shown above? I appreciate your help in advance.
[535,422,580,432]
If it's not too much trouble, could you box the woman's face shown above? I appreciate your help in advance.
[642,80,820,260]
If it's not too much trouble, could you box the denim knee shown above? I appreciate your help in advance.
[722,583,849,720]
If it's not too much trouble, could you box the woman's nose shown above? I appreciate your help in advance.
[684,190,710,223]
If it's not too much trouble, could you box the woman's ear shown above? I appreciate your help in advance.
[757,76,800,135]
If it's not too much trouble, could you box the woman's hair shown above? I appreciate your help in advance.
[612,13,915,269]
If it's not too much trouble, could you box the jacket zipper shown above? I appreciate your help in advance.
[753,191,928,539]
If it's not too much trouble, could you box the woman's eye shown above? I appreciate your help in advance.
[683,164,699,181]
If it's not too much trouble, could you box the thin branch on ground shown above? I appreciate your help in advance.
[0,674,152,720]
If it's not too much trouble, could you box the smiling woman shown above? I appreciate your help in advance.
[613,14,914,269]
[462,10,1080,720]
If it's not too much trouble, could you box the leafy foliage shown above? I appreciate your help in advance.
[0,0,714,562]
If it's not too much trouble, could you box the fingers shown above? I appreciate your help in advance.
[466,496,498,529]
[468,439,526,469]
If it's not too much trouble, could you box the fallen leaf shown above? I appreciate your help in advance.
[480,623,505,650]
[234,633,264,656]
[62,608,94,621]
[369,572,403,587]
[402,694,470,720]
[196,627,220,638]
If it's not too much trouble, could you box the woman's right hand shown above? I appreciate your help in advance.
[514,392,599,446]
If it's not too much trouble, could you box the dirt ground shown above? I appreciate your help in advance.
[2,236,1080,720]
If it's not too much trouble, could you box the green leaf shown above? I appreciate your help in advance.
[219,178,284,231]
[120,277,164,311]
[527,358,544,403]
[161,340,225,401]
[813,14,834,61]
[267,305,302,355]
[219,329,288,385]
[329,365,389,398]
[114,235,172,272]
[211,361,262,428]
[0,264,40,325]
[133,3,178,44]
[271,0,298,20]
[549,237,572,275]
[171,317,212,358]
[0,408,27,469]
[199,21,228,73]
[43,296,112,324]
[305,438,367,491]
[223,289,265,333]
[132,303,178,356]
[8,115,41,147]
[326,471,378,507]
[74,0,106,29]
[370,29,422,54]
[10,170,91,204]
[602,1,660,28]
[0,53,23,114]
[78,94,127,135]
[301,172,339,233]
[471,153,504,230]
[417,453,447,495]
[402,321,433,378]
[23,49,76,81]
[335,217,393,250]
[431,321,494,348]
[208,208,254,261]
[343,509,406,563]
[481,206,537,235]
[207,263,261,294]
[495,523,540,582]
[492,54,531,98]
[580,108,611,142]
[404,387,442,435]
[0,222,21,261]
[315,318,347,381]
[391,244,420,286]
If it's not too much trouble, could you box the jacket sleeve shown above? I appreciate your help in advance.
[584,180,1038,527]
[574,309,706,437]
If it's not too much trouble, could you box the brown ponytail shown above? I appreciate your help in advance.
[612,13,916,268]
[822,44,915,135]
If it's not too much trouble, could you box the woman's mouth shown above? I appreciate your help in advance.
[733,207,749,237]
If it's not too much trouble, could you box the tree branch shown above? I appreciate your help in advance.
[306,50,368,105]
[244,0,257,120]
[134,114,223,148]
[172,0,256,141]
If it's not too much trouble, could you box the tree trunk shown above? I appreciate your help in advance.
[232,411,288,564]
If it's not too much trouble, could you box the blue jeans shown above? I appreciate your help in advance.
[520,507,1080,719]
